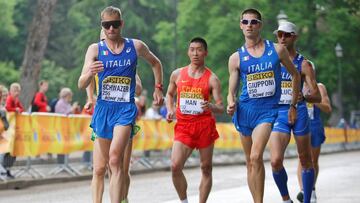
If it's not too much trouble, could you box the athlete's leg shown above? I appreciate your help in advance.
[122,139,133,199]
[240,132,255,198]
[270,132,291,201]
[108,125,132,203]
[241,123,272,203]
[198,143,214,203]
[311,146,321,185]
[171,141,193,201]
[295,134,314,203]
[92,137,111,203]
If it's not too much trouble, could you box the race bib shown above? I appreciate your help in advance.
[279,81,292,104]
[307,103,314,120]
[179,89,204,115]
[246,71,276,98]
[179,98,204,115]
[101,76,131,102]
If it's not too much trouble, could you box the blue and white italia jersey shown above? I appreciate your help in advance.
[307,103,322,124]
[238,40,281,107]
[279,53,304,106]
[96,38,137,105]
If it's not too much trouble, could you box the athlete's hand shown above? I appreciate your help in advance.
[288,106,297,125]
[200,101,211,111]
[84,101,93,111]
[227,101,236,116]
[153,88,164,105]
[88,61,104,76]
[166,109,175,123]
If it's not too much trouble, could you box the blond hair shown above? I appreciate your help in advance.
[101,6,122,20]
[59,87,73,99]
[10,82,21,91]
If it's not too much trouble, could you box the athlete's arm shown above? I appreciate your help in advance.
[165,69,180,122]
[227,52,240,116]
[301,60,321,103]
[84,79,95,111]
[78,43,103,89]
[134,39,163,105]
[135,74,142,96]
[315,83,332,113]
[276,44,300,124]
[203,73,224,114]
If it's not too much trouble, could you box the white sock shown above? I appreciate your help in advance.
[181,199,188,203]
[283,200,292,203]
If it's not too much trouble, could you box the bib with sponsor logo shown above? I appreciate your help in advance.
[246,70,275,98]
[278,53,304,105]
[176,66,213,122]
[96,38,137,104]
[101,76,131,102]
[238,40,282,106]
[307,102,315,119]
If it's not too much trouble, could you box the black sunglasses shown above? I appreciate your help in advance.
[241,19,261,25]
[101,20,121,29]
[277,31,294,38]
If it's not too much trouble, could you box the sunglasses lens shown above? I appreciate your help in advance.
[241,19,260,25]
[278,32,293,38]
[250,20,259,25]
[102,21,121,29]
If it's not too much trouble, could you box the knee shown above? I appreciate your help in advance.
[250,153,263,168]
[270,156,284,170]
[108,156,122,171]
[171,161,183,175]
[93,164,107,177]
[200,163,212,177]
[298,152,312,169]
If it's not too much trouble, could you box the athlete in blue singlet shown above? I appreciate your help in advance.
[270,21,321,203]
[296,79,332,203]
[227,9,300,203]
[78,6,163,203]
[82,29,143,203]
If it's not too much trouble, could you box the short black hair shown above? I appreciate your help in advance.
[241,8,262,21]
[190,37,208,51]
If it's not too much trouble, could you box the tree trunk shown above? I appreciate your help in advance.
[19,0,57,109]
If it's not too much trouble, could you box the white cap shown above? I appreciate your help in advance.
[273,21,297,35]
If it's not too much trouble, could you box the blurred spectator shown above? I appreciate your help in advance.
[137,89,148,118]
[1,87,8,108]
[0,85,14,179]
[159,102,167,119]
[55,88,77,115]
[55,87,76,164]
[31,80,50,112]
[5,83,24,113]
[144,100,162,120]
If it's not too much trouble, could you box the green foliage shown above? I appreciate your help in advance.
[0,61,20,87]
[40,60,73,101]
[0,0,18,38]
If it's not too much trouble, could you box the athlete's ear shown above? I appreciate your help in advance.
[204,50,208,57]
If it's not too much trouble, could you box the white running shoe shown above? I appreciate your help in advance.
[310,190,317,203]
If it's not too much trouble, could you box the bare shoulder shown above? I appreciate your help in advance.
[170,68,182,81]
[228,52,240,68]
[132,38,147,50]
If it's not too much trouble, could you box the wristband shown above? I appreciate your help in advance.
[290,103,297,109]
[155,83,163,91]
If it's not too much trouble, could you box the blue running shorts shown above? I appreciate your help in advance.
[309,122,325,147]
[90,102,137,140]
[232,103,278,136]
[272,104,310,136]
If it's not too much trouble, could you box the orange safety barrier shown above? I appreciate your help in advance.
[0,112,359,156]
